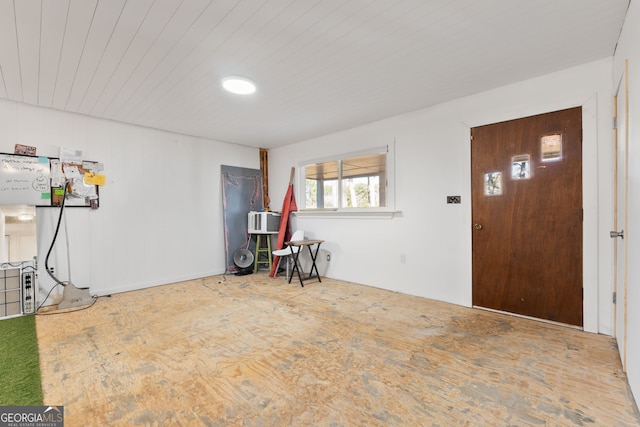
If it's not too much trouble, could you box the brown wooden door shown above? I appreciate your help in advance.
[471,107,583,326]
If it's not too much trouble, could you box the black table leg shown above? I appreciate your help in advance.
[307,243,322,283]
[287,243,323,287]
[288,245,304,286]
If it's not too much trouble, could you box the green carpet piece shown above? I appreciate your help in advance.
[0,315,43,406]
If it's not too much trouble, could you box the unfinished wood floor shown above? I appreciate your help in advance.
[36,273,639,426]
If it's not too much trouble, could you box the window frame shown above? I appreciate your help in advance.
[296,143,396,217]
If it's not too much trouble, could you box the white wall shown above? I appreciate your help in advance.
[4,222,37,262]
[269,58,614,337]
[613,0,640,406]
[0,99,259,304]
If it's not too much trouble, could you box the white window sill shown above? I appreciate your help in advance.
[293,209,401,219]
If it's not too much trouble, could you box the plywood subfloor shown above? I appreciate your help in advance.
[36,273,640,426]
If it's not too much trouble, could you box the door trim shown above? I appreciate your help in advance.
[466,95,600,332]
[613,60,630,369]
[623,60,629,370]
[581,96,599,333]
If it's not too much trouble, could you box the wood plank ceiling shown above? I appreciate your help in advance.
[0,0,630,148]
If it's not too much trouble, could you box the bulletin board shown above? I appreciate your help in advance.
[49,159,101,208]
[0,153,52,206]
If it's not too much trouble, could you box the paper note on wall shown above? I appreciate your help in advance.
[84,172,106,186]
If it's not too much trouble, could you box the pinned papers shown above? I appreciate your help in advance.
[63,165,82,179]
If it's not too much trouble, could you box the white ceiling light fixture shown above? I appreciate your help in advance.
[222,76,256,95]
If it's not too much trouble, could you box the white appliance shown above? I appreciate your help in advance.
[247,211,281,234]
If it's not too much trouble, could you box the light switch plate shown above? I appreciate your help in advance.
[447,196,461,204]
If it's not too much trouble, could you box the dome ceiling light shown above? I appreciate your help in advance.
[222,76,256,95]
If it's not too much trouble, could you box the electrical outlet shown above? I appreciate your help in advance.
[400,254,406,264]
